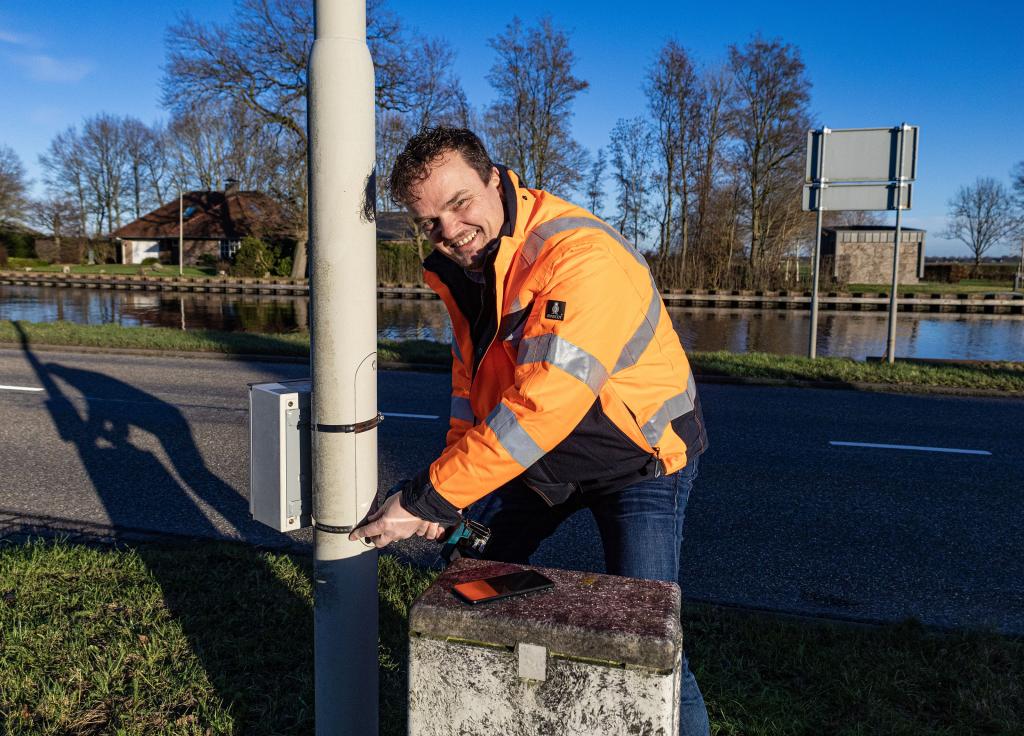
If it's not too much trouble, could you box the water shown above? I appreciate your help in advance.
[2,284,1021,361]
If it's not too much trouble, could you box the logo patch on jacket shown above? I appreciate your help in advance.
[544,300,566,321]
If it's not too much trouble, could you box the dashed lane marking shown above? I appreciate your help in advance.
[830,441,991,456]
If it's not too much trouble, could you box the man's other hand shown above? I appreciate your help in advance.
[348,493,445,548]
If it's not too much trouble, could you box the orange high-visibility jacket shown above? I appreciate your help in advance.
[402,167,707,523]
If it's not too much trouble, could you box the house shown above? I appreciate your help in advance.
[111,183,291,266]
[821,226,925,285]
[375,211,422,244]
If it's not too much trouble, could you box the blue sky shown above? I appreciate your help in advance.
[1,0,1022,257]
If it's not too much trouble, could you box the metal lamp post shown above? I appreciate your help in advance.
[307,1,380,734]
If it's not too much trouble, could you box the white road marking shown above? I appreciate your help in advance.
[0,384,44,392]
[830,441,991,456]
[382,412,440,420]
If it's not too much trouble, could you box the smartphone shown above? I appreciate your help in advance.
[452,569,555,605]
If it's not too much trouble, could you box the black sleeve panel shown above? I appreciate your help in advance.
[400,467,462,525]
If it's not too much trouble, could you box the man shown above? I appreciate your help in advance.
[351,127,709,734]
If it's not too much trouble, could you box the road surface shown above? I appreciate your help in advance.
[0,345,1021,632]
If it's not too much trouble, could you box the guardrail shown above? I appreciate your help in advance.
[2,272,1022,314]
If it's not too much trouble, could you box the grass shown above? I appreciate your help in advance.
[3,319,1022,394]
[0,320,448,366]
[4,261,220,279]
[843,281,1016,295]
[1,538,1022,735]
[691,350,1024,393]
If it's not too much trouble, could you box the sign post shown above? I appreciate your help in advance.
[807,129,829,358]
[803,125,919,361]
[884,124,910,364]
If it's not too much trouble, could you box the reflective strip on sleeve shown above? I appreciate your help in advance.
[485,403,545,468]
[450,395,474,423]
[613,274,663,373]
[641,376,698,447]
[517,333,608,395]
[498,306,531,342]
[522,216,648,268]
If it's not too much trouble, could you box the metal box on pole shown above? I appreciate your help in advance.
[249,379,312,532]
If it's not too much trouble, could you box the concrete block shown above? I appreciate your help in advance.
[408,559,682,736]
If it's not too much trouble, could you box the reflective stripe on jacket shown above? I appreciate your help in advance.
[404,167,707,522]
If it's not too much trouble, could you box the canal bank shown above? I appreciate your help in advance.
[3,270,1023,314]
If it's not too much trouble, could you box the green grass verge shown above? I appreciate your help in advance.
[0,320,448,366]
[2,539,1021,735]
[844,281,1016,295]
[692,350,1024,393]
[3,319,1022,393]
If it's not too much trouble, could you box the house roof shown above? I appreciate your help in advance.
[376,211,422,242]
[112,190,290,241]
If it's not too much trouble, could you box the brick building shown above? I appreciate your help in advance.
[821,226,925,285]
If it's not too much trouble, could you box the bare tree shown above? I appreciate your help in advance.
[483,16,589,196]
[0,145,29,227]
[646,41,703,286]
[122,117,169,219]
[40,128,90,237]
[164,0,463,277]
[167,99,292,198]
[584,147,607,218]
[944,177,1021,271]
[609,117,655,246]
[29,195,84,251]
[376,40,470,210]
[1012,161,1024,210]
[728,37,813,287]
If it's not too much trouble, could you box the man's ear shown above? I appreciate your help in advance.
[490,165,500,189]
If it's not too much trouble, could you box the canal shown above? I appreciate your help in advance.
[1,284,1021,361]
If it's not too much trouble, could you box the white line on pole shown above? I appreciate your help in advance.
[829,441,991,456]
[382,412,440,420]
[0,385,44,392]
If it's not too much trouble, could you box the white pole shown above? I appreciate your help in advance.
[885,124,908,365]
[179,189,184,276]
[808,127,828,359]
[308,2,380,735]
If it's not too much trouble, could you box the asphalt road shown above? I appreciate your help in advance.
[1,345,1021,633]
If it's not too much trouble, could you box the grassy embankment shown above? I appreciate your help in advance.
[2,539,1021,735]
[3,320,1023,394]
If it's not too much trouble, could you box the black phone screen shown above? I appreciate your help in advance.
[452,570,555,604]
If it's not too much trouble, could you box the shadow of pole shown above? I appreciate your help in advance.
[12,321,316,733]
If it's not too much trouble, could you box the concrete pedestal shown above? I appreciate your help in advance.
[408,559,682,735]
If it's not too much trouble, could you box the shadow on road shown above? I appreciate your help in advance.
[13,322,314,732]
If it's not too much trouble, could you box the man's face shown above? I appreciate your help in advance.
[406,151,504,271]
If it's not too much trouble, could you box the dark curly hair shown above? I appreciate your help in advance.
[388,127,493,206]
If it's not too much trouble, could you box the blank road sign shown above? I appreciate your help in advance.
[805,126,918,183]
[802,182,913,211]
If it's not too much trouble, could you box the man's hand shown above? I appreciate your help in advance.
[348,493,446,548]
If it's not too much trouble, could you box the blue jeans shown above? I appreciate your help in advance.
[467,456,710,736]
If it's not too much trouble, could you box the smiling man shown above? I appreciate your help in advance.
[350,127,710,734]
